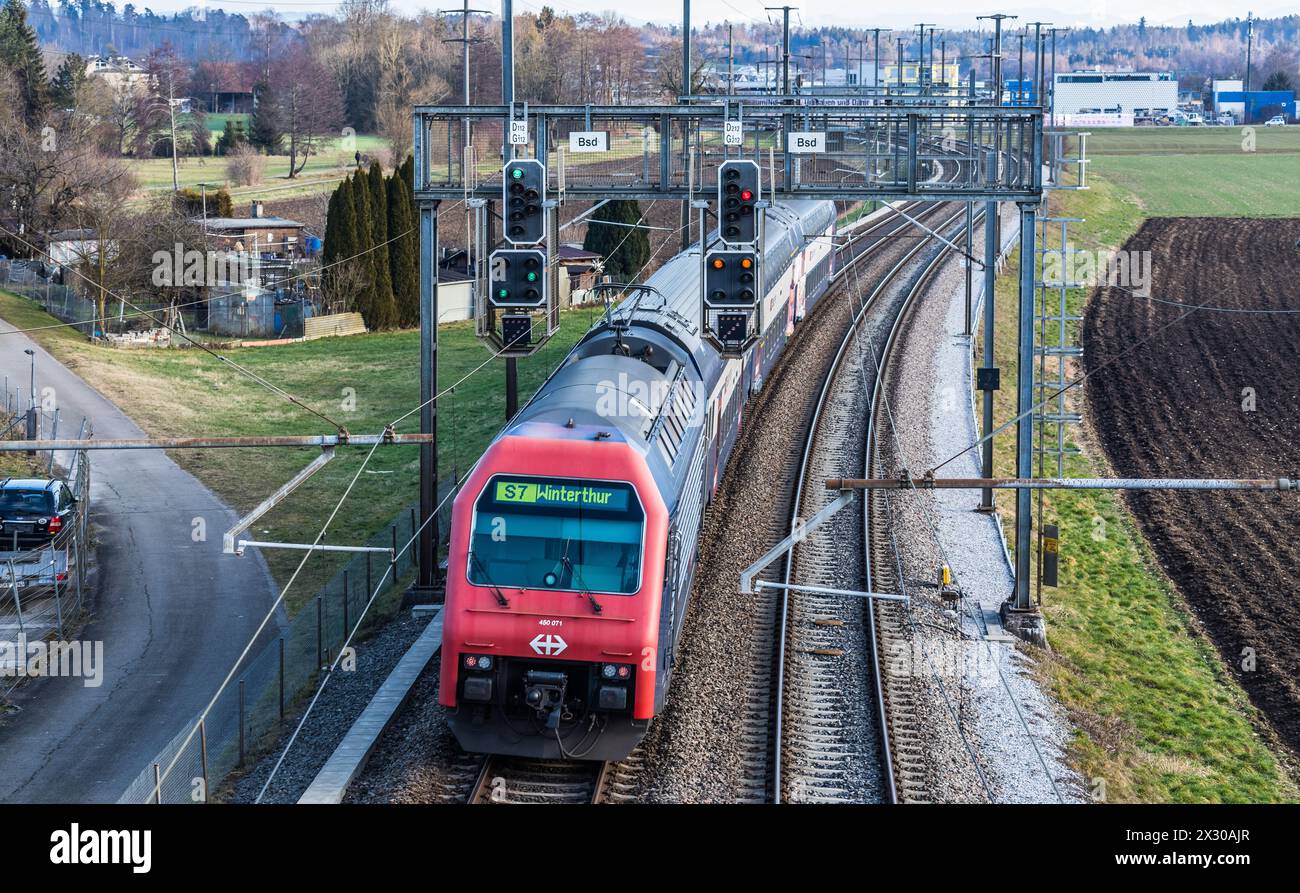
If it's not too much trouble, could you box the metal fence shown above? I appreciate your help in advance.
[0,260,101,336]
[0,399,93,700]
[117,478,458,804]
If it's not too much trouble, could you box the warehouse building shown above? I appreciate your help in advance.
[1212,80,1295,123]
[1052,70,1178,121]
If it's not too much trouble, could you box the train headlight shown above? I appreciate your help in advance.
[602,663,617,679]
[464,654,494,672]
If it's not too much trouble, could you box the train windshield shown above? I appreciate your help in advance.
[468,475,644,596]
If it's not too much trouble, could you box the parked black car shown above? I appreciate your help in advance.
[0,478,77,551]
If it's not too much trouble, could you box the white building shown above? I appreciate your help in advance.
[1053,71,1178,121]
[1212,79,1245,122]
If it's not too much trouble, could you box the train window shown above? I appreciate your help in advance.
[468,475,645,595]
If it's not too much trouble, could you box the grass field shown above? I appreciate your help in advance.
[977,132,1297,801]
[130,131,391,201]
[1073,127,1300,216]
[0,290,606,612]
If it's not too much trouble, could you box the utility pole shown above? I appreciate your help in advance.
[896,37,904,89]
[1046,26,1070,168]
[1244,12,1254,93]
[1017,31,1025,103]
[440,2,489,286]
[870,28,887,102]
[1027,22,1050,109]
[975,11,1014,512]
[727,22,735,95]
[682,0,691,97]
[765,6,797,97]
[914,23,935,89]
[501,0,519,420]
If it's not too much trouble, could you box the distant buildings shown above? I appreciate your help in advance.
[1211,79,1296,123]
[200,204,307,259]
[83,54,149,94]
[1052,71,1179,121]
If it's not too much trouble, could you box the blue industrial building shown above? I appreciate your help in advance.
[1214,90,1296,123]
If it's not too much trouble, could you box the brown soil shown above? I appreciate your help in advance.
[1082,216,1300,756]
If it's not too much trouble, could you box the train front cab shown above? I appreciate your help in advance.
[439,424,668,761]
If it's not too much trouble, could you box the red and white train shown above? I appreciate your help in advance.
[439,199,837,760]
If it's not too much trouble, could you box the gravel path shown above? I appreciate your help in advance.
[876,205,1084,803]
[226,610,433,803]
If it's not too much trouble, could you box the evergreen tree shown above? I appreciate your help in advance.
[363,162,397,329]
[337,175,370,320]
[582,200,649,282]
[216,119,246,155]
[249,78,282,152]
[48,51,86,108]
[322,184,342,266]
[400,154,414,192]
[189,107,212,157]
[387,171,419,328]
[0,0,50,122]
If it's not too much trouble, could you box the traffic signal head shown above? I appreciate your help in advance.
[503,159,546,245]
[704,250,758,308]
[718,160,760,246]
[489,248,547,308]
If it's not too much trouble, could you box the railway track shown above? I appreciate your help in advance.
[466,756,612,804]
[773,203,984,804]
[336,152,995,804]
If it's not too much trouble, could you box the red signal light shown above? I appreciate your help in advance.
[740,189,753,201]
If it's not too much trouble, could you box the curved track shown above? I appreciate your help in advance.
[337,157,990,804]
[774,204,982,803]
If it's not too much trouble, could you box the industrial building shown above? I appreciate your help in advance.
[1052,70,1178,121]
[1212,79,1295,123]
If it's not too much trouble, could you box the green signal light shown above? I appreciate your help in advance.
[511,168,523,179]
[497,288,509,298]
[526,271,538,281]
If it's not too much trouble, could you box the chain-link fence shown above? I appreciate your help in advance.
[117,478,459,804]
[0,395,92,701]
[0,260,101,337]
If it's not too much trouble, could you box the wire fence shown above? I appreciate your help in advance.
[0,390,92,700]
[1,260,315,342]
[0,260,101,336]
[117,478,459,804]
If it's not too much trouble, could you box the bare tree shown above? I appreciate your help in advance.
[266,43,345,178]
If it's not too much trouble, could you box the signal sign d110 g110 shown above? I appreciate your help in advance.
[717,159,760,247]
[503,159,546,245]
[489,247,547,308]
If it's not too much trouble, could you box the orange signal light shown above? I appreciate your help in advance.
[740,257,753,269]
[712,257,725,269]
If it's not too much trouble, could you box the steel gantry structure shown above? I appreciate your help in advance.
[411,96,1054,622]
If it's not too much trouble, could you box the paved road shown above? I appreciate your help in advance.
[0,320,281,803]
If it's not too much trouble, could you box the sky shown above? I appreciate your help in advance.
[138,1,1289,31]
